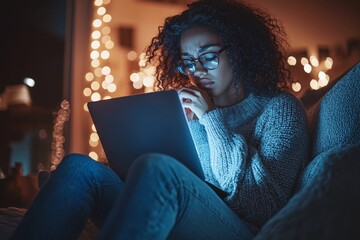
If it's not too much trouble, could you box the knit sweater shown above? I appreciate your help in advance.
[188,92,309,233]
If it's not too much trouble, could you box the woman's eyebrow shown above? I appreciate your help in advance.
[198,43,221,53]
[181,43,221,57]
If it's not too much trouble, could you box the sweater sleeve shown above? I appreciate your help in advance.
[187,120,220,186]
[200,94,309,228]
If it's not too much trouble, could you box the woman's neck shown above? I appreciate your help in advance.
[213,87,247,108]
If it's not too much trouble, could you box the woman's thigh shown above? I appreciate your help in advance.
[165,166,253,240]
[123,153,254,240]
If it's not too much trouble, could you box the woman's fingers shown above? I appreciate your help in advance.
[177,87,201,98]
[177,88,206,119]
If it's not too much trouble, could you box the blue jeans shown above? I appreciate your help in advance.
[10,153,254,240]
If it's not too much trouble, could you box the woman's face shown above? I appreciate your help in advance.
[180,26,245,107]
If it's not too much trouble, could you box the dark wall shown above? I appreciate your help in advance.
[0,0,67,109]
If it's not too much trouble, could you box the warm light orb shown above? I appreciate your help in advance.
[143,77,155,88]
[291,82,301,92]
[91,92,101,101]
[89,139,99,147]
[89,151,99,161]
[127,51,138,61]
[101,50,110,59]
[93,19,102,28]
[91,59,100,68]
[310,79,319,90]
[105,75,114,82]
[139,59,147,68]
[325,57,333,69]
[130,73,140,82]
[107,83,117,93]
[318,77,329,87]
[309,55,319,67]
[102,66,111,75]
[301,57,309,66]
[318,71,326,80]
[103,14,112,23]
[287,56,297,66]
[133,80,143,89]
[94,0,103,7]
[105,40,114,49]
[23,77,35,87]
[83,87,92,97]
[91,81,100,91]
[91,30,101,39]
[145,66,156,76]
[83,103,89,111]
[102,81,109,90]
[85,72,94,81]
[102,26,111,35]
[94,68,103,77]
[91,40,100,49]
[101,35,111,44]
[304,63,312,73]
[97,7,106,15]
[90,132,99,142]
[90,50,99,59]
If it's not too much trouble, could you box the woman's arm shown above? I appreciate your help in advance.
[200,93,309,226]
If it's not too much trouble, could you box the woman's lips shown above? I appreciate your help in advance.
[198,79,214,88]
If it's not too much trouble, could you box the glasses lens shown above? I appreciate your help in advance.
[177,49,222,75]
[178,60,195,75]
[200,52,219,70]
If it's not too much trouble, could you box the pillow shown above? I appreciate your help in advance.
[311,62,360,158]
[254,143,360,240]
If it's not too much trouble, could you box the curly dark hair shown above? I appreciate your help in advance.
[145,0,291,94]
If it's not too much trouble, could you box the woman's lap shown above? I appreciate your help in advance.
[11,153,253,240]
[99,153,253,239]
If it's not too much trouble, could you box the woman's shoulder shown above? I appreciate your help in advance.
[261,91,306,117]
[267,91,304,108]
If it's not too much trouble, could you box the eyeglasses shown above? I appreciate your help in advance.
[177,46,227,75]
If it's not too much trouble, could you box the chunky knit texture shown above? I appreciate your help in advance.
[311,62,360,158]
[254,62,360,239]
[188,92,309,233]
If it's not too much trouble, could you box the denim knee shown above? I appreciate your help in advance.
[129,153,183,180]
[57,153,99,173]
[55,153,120,184]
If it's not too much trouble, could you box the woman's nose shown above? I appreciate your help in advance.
[193,61,207,77]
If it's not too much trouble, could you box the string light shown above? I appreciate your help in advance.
[287,54,334,93]
[130,52,156,92]
[287,56,297,66]
[50,100,70,171]
[84,0,114,162]
[291,82,302,92]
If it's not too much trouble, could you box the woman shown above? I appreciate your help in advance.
[11,0,308,239]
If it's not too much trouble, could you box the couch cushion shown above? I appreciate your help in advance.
[311,62,360,158]
[298,62,360,190]
[254,143,360,240]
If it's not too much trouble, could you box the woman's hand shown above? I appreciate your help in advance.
[177,87,215,120]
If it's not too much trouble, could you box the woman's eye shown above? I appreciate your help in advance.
[182,60,195,67]
[201,53,217,62]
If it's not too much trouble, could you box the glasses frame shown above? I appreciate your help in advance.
[177,46,227,75]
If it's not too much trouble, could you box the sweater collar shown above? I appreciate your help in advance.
[215,93,271,124]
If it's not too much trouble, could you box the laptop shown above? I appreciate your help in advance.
[87,89,227,198]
